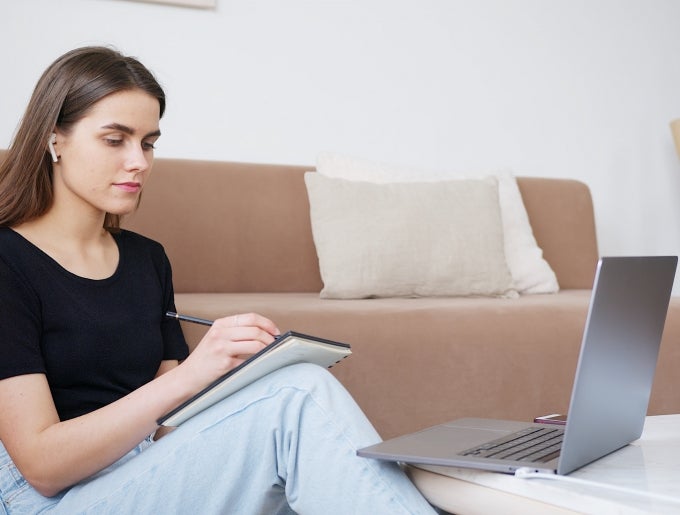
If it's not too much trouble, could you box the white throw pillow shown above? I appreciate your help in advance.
[316,152,559,294]
[304,173,517,299]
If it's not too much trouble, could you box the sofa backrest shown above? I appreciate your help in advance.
[0,150,599,292]
[127,158,325,293]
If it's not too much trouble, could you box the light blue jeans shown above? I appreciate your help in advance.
[0,364,436,514]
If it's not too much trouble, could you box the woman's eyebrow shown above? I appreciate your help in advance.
[101,123,161,138]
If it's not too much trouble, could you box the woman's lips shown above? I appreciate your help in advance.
[114,182,141,193]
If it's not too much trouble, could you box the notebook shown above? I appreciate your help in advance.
[357,256,677,475]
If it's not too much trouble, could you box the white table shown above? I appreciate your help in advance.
[407,414,680,514]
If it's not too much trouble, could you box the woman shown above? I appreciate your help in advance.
[0,46,436,514]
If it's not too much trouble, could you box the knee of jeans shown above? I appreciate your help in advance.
[274,363,340,392]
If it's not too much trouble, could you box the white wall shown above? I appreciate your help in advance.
[3,0,680,288]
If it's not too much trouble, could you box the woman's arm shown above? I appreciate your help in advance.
[0,312,279,497]
[152,359,180,441]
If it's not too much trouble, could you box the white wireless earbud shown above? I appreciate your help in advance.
[48,133,58,163]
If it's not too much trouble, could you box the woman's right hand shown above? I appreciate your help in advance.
[178,313,281,393]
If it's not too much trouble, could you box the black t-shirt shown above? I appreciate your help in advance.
[0,228,189,420]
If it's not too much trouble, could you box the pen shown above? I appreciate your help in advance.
[166,311,213,326]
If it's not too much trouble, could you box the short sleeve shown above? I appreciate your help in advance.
[0,256,46,380]
[158,251,190,361]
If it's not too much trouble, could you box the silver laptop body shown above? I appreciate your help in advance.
[357,256,677,475]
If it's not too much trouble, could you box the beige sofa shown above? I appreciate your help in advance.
[119,156,680,439]
[2,149,677,440]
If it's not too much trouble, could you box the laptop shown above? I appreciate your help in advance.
[357,256,677,475]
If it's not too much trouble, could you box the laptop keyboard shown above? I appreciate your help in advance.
[459,426,563,463]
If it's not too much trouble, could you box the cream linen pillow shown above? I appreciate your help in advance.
[316,152,559,294]
[304,173,516,299]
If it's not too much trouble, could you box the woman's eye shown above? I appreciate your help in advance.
[143,141,156,150]
[105,138,123,146]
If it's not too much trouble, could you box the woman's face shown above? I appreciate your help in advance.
[53,88,161,219]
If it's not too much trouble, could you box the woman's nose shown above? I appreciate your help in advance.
[125,144,150,173]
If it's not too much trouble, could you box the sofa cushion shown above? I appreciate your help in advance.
[170,291,680,439]
[316,152,559,294]
[173,290,591,438]
[304,173,516,299]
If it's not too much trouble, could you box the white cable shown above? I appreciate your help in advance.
[514,467,680,506]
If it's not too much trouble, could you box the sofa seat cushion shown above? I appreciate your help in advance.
[175,291,591,351]
[175,291,590,437]
[174,292,680,439]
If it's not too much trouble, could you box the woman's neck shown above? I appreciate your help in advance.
[13,212,119,280]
